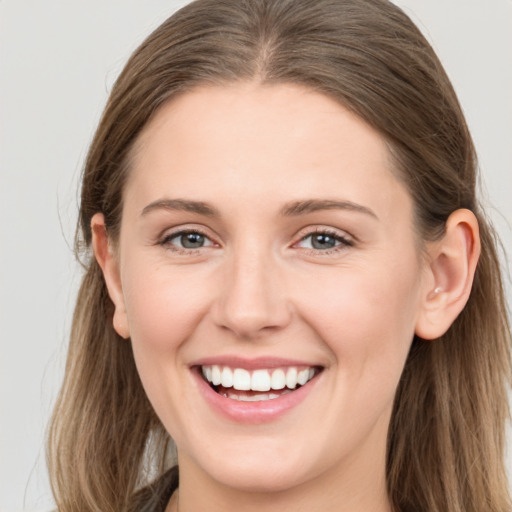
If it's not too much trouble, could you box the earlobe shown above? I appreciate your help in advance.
[415,209,480,340]
[91,213,130,339]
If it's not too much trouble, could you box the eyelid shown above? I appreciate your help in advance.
[292,226,355,254]
[155,224,354,256]
[158,225,219,252]
[294,225,354,242]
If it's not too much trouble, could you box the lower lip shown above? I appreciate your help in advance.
[192,368,320,424]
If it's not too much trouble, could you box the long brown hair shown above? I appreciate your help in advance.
[47,0,511,510]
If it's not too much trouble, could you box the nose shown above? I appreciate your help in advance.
[211,244,292,340]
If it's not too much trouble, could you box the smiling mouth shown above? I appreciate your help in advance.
[200,365,322,402]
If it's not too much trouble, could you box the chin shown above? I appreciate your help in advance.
[212,464,310,494]
[185,445,313,494]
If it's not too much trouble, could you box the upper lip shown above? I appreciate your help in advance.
[190,355,323,370]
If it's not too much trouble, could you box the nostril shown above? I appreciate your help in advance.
[211,267,293,338]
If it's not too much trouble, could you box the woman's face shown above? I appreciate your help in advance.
[110,84,429,493]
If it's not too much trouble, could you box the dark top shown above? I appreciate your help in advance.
[129,466,179,512]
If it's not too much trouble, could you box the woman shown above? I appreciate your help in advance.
[47,0,511,511]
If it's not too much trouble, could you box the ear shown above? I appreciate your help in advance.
[415,209,480,340]
[91,213,130,339]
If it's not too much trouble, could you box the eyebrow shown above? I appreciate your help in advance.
[141,198,220,217]
[140,197,377,219]
[281,199,378,219]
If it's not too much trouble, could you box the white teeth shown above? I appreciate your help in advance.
[286,367,298,389]
[233,368,251,390]
[221,367,233,387]
[297,368,309,386]
[251,369,271,391]
[211,365,222,385]
[240,393,269,402]
[271,369,286,390]
[222,390,291,401]
[201,364,318,393]
[202,366,212,382]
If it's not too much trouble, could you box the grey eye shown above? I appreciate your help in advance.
[163,230,215,250]
[309,233,338,250]
[299,233,340,250]
[176,232,207,248]
[295,230,352,252]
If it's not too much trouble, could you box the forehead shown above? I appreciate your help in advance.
[125,83,412,226]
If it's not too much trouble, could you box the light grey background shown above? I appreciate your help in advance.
[1,1,511,511]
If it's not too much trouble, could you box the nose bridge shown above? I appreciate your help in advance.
[214,238,291,339]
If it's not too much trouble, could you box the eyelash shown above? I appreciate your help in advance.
[158,227,354,256]
[159,228,214,255]
[295,229,354,255]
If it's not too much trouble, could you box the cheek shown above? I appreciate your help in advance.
[295,255,422,372]
[119,258,218,433]
[121,258,214,360]
[295,257,422,444]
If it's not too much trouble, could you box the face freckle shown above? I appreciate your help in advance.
[114,82,427,496]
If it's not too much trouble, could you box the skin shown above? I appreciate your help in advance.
[92,83,480,512]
